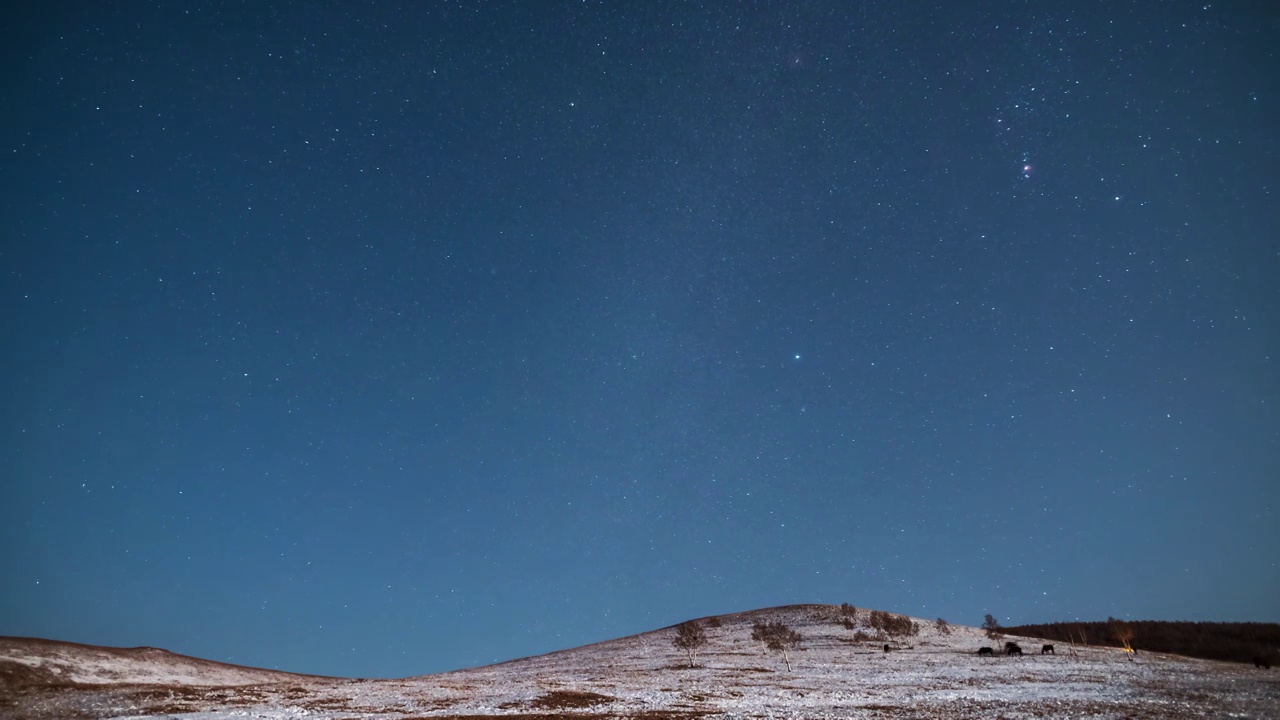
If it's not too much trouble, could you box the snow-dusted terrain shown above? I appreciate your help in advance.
[3,604,1277,719]
[0,637,321,688]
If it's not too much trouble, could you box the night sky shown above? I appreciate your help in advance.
[3,1,1277,679]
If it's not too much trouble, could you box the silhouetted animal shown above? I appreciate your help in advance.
[883,644,891,653]
[1005,642,1023,656]
[1255,657,1272,669]
[1041,644,1055,655]
[978,646,994,656]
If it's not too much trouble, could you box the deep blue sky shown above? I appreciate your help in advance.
[2,1,1276,678]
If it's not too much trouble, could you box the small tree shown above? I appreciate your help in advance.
[1067,622,1086,657]
[672,620,707,668]
[751,620,769,649]
[752,620,803,671]
[982,614,1003,641]
[1108,617,1135,655]
[935,618,952,635]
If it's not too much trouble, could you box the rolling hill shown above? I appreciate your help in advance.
[2,604,1277,719]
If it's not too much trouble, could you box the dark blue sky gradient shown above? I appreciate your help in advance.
[3,1,1277,678]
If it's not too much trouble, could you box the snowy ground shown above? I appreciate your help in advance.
[3,605,1277,719]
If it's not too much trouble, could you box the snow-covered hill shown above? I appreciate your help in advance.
[2,604,1277,719]
[0,637,320,688]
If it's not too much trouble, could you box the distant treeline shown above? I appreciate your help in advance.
[1004,620,1280,665]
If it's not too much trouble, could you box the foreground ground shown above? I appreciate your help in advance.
[3,605,1277,719]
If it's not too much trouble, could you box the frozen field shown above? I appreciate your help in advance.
[3,605,1277,719]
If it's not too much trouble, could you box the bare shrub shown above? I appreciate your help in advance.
[869,610,920,638]
[935,618,952,635]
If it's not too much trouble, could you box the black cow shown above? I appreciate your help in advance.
[1255,657,1272,669]
[1005,642,1023,656]
[1041,644,1055,655]
[978,646,995,656]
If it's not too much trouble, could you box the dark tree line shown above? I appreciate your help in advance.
[1004,619,1280,665]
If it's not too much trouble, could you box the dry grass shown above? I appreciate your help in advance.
[528,689,616,710]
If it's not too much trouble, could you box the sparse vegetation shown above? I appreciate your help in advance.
[705,615,723,629]
[3,608,1277,718]
[982,614,1003,641]
[836,604,858,630]
[751,620,804,671]
[530,690,616,710]
[672,621,708,668]
[868,610,919,638]
[935,618,951,635]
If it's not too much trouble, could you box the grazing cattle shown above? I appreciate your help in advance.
[1005,642,1023,656]
[1041,644,1055,655]
[1255,657,1272,669]
[977,646,994,656]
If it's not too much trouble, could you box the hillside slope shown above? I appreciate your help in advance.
[0,636,327,687]
[3,604,1277,719]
